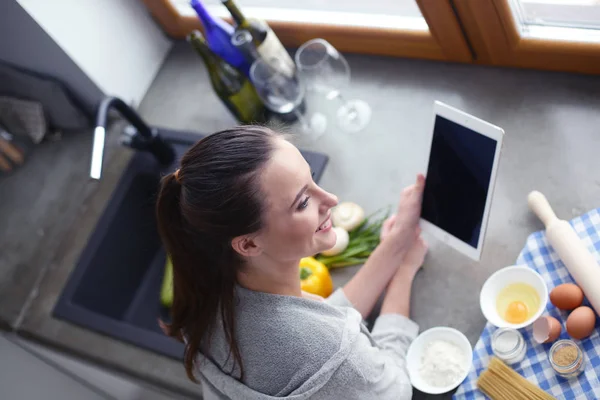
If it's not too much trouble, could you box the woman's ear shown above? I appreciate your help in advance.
[231,235,263,258]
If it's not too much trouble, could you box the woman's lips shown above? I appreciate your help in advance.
[316,215,332,233]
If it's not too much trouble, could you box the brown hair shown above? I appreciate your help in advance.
[155,126,278,382]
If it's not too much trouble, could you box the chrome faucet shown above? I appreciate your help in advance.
[90,96,175,179]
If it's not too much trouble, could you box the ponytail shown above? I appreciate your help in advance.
[155,127,277,383]
[158,171,235,382]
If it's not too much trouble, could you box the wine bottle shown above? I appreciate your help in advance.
[231,29,261,65]
[190,0,250,75]
[221,0,295,76]
[188,31,267,124]
[231,29,305,123]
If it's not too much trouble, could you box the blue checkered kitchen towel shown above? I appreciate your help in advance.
[454,208,600,399]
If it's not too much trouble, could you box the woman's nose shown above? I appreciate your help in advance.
[320,190,338,210]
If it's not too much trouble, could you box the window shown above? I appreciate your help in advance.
[143,0,472,62]
[509,0,600,42]
[170,0,428,31]
[453,0,600,74]
[143,0,600,74]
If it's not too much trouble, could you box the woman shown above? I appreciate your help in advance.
[156,126,427,400]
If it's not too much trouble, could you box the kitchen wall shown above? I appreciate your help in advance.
[1,1,172,117]
[0,1,104,118]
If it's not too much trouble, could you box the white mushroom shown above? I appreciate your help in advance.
[331,202,365,232]
[321,227,350,256]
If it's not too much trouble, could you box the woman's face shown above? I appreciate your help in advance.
[254,138,338,262]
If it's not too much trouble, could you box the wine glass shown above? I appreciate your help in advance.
[250,57,326,138]
[295,39,371,133]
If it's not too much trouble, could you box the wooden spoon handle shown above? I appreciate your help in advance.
[0,137,24,165]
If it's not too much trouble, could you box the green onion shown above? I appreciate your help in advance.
[316,207,389,269]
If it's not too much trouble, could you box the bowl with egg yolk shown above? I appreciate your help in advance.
[480,265,548,329]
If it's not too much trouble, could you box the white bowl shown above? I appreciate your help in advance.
[480,265,548,329]
[406,327,473,394]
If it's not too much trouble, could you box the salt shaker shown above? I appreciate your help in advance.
[491,328,526,364]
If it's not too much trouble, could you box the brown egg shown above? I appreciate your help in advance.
[566,306,596,340]
[533,316,562,344]
[549,283,584,310]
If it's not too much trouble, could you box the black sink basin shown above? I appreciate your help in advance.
[53,128,329,359]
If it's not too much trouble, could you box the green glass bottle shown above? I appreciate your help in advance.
[221,0,295,76]
[188,30,267,124]
[222,0,267,42]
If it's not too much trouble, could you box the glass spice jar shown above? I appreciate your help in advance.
[492,328,527,364]
[549,339,585,379]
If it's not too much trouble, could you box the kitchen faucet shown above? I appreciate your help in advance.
[90,96,175,179]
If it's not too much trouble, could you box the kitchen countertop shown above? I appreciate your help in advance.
[0,122,128,330]
[6,41,600,398]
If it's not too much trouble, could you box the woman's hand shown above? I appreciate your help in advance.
[380,214,396,242]
[380,174,425,251]
[337,174,426,319]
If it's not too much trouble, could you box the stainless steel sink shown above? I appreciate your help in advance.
[53,127,329,359]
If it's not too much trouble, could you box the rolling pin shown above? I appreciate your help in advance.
[528,191,600,317]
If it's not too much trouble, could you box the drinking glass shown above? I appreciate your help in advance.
[250,57,326,137]
[295,39,371,133]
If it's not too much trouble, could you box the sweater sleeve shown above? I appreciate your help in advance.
[371,313,419,359]
[340,314,419,400]
[324,288,353,308]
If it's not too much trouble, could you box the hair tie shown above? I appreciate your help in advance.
[173,168,182,183]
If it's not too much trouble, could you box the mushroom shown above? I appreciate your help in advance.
[321,227,350,256]
[331,202,365,232]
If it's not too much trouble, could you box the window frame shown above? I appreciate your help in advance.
[143,0,600,75]
[142,0,472,62]
[453,0,600,75]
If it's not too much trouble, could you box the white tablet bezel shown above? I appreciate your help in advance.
[420,101,504,261]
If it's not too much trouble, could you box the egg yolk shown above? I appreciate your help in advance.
[505,301,529,324]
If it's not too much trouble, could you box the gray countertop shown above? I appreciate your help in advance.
[5,41,600,398]
[0,129,94,330]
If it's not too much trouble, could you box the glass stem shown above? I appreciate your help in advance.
[333,92,358,121]
[293,108,311,132]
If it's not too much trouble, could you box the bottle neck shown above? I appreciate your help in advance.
[190,33,243,92]
[190,35,218,65]
[232,30,259,63]
[222,0,246,26]
[190,0,214,25]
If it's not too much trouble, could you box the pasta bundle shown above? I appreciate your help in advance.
[477,357,556,400]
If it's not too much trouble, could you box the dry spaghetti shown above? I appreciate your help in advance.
[477,357,556,400]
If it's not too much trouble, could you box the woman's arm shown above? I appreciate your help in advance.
[380,236,427,317]
[340,239,409,318]
[327,234,427,399]
[339,175,425,318]
[344,320,417,400]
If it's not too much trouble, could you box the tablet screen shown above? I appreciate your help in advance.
[421,115,498,248]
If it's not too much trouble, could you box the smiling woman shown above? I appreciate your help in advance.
[154,125,431,399]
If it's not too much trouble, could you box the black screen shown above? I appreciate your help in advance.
[421,116,498,248]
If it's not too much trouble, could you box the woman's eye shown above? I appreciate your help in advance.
[297,196,310,210]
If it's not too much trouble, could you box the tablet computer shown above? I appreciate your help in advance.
[420,101,504,261]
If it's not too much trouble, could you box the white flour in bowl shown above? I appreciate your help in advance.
[419,340,468,388]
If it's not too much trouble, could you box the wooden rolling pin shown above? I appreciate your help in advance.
[528,191,600,317]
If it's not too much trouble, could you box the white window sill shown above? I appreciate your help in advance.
[174,3,428,31]
[520,24,600,44]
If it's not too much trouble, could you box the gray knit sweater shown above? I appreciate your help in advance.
[197,286,419,399]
